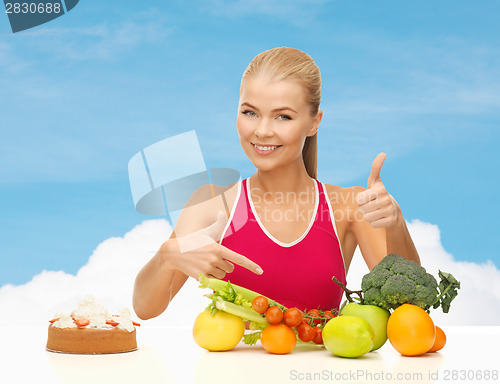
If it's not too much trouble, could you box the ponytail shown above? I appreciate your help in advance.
[302,133,318,179]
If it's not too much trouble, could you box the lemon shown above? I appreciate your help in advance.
[193,310,245,351]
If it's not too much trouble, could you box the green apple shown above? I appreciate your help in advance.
[340,302,390,351]
[322,315,375,358]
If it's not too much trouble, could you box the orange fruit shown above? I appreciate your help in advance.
[261,324,296,354]
[428,326,446,352]
[387,304,436,356]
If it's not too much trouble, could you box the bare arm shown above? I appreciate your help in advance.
[349,196,420,270]
[133,184,224,320]
[133,240,189,320]
[384,200,420,263]
[339,153,420,271]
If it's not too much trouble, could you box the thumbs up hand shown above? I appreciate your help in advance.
[355,153,400,228]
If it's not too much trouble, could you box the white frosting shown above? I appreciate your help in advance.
[71,296,109,328]
[53,314,77,329]
[116,308,135,332]
[51,296,136,332]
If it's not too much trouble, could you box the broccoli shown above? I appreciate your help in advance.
[359,254,460,313]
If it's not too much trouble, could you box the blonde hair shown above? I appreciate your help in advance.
[240,47,321,179]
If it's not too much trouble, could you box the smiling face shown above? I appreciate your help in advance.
[237,76,322,174]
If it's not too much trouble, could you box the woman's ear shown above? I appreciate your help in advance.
[307,110,323,137]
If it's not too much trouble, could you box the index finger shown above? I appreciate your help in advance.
[355,187,379,206]
[219,246,264,275]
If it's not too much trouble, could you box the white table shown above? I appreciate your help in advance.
[3,326,499,384]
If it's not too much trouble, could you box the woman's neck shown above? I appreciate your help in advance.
[250,160,313,194]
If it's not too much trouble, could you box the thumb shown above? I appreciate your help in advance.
[367,152,386,188]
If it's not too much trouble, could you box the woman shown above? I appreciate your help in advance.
[133,47,420,319]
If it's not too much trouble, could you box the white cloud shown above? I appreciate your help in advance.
[0,218,498,326]
[0,219,207,327]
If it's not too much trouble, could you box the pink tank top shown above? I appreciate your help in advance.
[220,178,346,311]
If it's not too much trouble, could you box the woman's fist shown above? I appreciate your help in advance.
[355,153,400,228]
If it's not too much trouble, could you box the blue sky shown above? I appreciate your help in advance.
[0,0,499,286]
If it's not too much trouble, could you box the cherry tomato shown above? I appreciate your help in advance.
[307,309,321,325]
[283,308,303,327]
[265,306,284,324]
[323,310,335,320]
[312,327,323,345]
[297,323,316,342]
[252,296,269,314]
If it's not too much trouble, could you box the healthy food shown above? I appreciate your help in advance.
[428,326,446,352]
[197,274,337,354]
[297,323,316,342]
[198,274,275,326]
[195,252,459,358]
[322,315,375,358]
[331,253,459,357]
[192,310,245,351]
[251,295,269,314]
[265,306,284,324]
[261,324,297,354]
[386,303,436,356]
[340,302,390,351]
[283,307,303,327]
[312,326,324,344]
[361,253,460,313]
[332,275,390,351]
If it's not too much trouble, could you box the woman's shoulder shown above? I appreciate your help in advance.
[322,182,365,209]
[172,181,240,238]
[186,182,240,208]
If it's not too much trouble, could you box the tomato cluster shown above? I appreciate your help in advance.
[296,308,332,345]
[252,296,337,354]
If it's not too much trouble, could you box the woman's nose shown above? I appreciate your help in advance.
[254,118,274,138]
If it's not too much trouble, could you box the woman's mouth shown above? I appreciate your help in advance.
[252,143,282,155]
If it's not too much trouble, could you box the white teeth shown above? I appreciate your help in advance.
[254,144,279,151]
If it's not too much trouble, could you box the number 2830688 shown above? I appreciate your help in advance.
[5,2,62,14]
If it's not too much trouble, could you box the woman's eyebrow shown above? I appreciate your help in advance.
[240,102,297,114]
[272,106,297,114]
[241,102,258,110]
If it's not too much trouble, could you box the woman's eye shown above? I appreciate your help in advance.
[242,110,257,117]
[277,114,292,121]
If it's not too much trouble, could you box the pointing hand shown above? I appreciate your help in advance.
[173,211,264,280]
